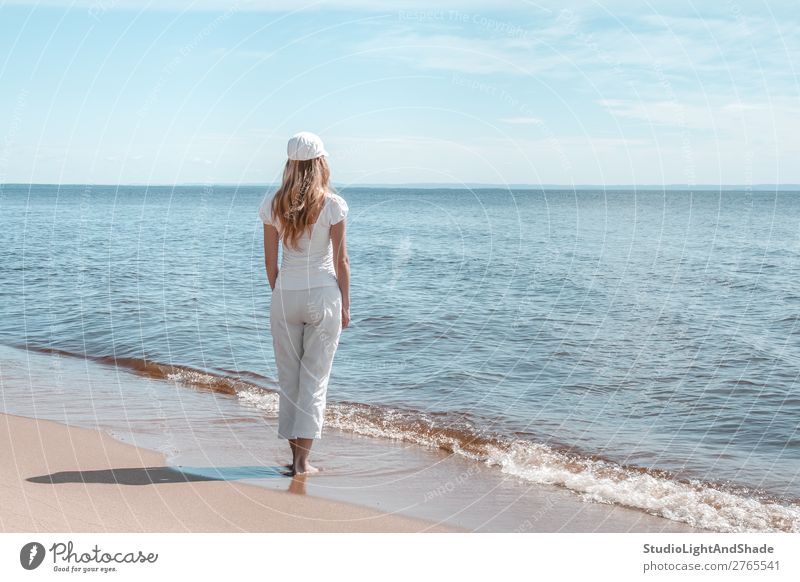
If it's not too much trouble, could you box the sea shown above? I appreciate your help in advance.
[1,183,798,532]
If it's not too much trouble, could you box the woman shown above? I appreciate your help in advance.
[259,131,350,475]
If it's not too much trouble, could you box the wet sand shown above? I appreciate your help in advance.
[0,412,459,532]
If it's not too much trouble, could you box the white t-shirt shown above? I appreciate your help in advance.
[259,190,349,290]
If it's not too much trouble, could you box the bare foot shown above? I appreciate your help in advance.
[292,463,321,475]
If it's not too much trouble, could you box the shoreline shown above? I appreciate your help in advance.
[0,343,748,532]
[0,412,461,533]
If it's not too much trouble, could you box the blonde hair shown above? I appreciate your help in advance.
[270,156,333,250]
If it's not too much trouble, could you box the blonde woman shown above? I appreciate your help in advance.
[259,132,350,475]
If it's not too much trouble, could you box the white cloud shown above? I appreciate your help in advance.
[722,102,763,113]
[213,47,276,60]
[597,97,800,137]
[356,33,559,75]
[353,6,799,103]
[3,0,529,11]
[596,99,715,129]
[498,117,543,125]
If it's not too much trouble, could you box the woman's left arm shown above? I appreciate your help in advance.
[263,224,280,291]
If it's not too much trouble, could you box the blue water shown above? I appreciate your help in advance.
[1,184,798,524]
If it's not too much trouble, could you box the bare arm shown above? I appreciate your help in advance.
[263,224,280,291]
[330,219,350,328]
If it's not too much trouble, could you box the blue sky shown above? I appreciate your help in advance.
[0,0,798,185]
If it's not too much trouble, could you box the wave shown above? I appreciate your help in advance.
[21,343,263,396]
[20,343,800,533]
[235,386,800,533]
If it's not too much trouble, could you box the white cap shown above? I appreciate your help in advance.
[287,131,328,161]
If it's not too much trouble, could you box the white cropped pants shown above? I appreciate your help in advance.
[270,285,343,439]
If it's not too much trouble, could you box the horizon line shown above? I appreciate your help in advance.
[3,182,800,190]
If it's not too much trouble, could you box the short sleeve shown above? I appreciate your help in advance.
[328,194,349,225]
[259,195,278,228]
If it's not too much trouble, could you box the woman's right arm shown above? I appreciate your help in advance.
[330,220,350,328]
[263,224,280,291]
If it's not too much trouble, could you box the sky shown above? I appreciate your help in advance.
[0,0,798,186]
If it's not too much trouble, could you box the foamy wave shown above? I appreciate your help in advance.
[482,440,800,533]
[237,386,280,416]
[244,388,800,533]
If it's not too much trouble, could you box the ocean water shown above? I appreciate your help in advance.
[1,183,798,532]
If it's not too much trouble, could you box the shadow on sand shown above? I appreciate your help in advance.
[26,465,292,485]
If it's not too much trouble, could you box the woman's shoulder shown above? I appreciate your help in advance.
[325,190,349,225]
[259,191,278,226]
[325,190,347,205]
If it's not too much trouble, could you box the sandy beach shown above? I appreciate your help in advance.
[0,412,460,533]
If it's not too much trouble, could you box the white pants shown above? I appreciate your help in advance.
[270,285,343,439]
